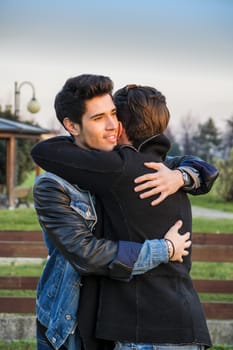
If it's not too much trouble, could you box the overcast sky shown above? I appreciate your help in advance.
[1,0,232,133]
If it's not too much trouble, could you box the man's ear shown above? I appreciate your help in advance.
[117,121,123,140]
[117,122,130,145]
[63,117,80,136]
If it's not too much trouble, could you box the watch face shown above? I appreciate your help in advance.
[182,171,190,186]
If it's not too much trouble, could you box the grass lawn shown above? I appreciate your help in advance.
[0,340,36,350]
[3,169,232,230]
[0,208,40,230]
[1,208,233,232]
[192,218,233,233]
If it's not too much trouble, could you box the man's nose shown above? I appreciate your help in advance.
[106,115,118,129]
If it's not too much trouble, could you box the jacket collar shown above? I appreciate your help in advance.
[137,134,171,160]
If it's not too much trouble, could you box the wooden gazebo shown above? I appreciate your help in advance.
[0,117,50,208]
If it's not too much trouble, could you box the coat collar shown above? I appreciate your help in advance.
[137,134,171,160]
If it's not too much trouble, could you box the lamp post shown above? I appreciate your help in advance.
[14,81,40,117]
[7,81,40,208]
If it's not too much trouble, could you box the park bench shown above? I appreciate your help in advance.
[13,186,32,208]
[0,230,232,319]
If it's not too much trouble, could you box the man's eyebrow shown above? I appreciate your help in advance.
[89,108,116,119]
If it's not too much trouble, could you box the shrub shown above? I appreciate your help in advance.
[215,149,233,201]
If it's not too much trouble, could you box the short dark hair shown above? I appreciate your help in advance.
[55,74,114,125]
[114,85,170,147]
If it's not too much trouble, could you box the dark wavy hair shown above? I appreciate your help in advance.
[55,74,114,125]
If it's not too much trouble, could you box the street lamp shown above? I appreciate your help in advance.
[14,81,40,117]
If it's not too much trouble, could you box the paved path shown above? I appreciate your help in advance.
[192,205,233,219]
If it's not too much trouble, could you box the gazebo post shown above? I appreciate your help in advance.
[6,136,16,208]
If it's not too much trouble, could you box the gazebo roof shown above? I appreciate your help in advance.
[0,117,49,135]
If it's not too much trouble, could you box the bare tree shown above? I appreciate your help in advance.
[179,113,198,154]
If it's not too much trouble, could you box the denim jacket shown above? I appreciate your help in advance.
[36,172,97,349]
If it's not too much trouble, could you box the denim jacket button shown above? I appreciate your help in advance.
[65,314,72,320]
[52,337,56,343]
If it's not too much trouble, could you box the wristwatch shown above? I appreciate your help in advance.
[178,168,192,187]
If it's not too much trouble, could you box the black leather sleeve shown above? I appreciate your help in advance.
[33,177,138,280]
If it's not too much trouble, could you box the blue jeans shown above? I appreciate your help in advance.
[114,343,205,350]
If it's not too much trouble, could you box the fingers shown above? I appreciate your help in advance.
[134,179,160,192]
[134,174,159,186]
[150,193,167,206]
[182,250,189,256]
[185,240,192,248]
[134,179,170,206]
[173,220,183,229]
[134,163,180,207]
[134,162,164,184]
[183,231,191,240]
[171,232,191,262]
[136,185,166,199]
[138,188,160,199]
[137,189,171,206]
[165,222,191,263]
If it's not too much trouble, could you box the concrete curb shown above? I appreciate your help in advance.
[0,315,232,345]
[0,315,36,340]
[207,320,233,345]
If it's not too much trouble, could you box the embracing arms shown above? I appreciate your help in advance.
[31,135,219,202]
[134,157,219,206]
[34,175,190,281]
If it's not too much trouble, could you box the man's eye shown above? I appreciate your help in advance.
[94,116,102,121]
